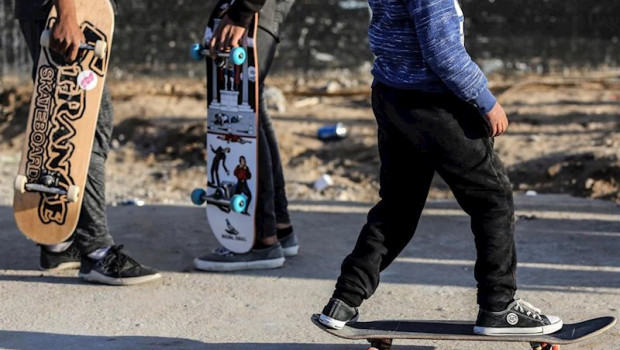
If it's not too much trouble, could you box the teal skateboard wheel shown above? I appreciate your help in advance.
[230,194,247,213]
[191,188,207,205]
[230,47,246,65]
[190,43,204,61]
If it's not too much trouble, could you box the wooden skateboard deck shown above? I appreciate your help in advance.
[13,0,114,244]
[190,0,259,253]
[311,314,616,349]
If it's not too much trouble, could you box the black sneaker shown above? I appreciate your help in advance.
[40,244,81,271]
[279,232,299,257]
[319,298,360,330]
[474,299,563,336]
[78,245,161,286]
[193,243,285,272]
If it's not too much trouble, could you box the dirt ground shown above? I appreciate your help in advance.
[1,69,619,207]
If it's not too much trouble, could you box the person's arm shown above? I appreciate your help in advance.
[209,0,266,56]
[406,0,508,136]
[51,0,85,61]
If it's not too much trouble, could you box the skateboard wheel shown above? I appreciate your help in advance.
[66,185,80,202]
[230,47,246,65]
[40,30,51,48]
[191,188,207,205]
[93,40,107,59]
[14,175,27,194]
[230,194,247,213]
[190,43,204,61]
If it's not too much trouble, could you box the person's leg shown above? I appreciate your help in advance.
[72,86,115,253]
[19,20,46,80]
[255,26,298,255]
[417,94,561,335]
[320,84,435,329]
[420,95,517,312]
[255,125,277,244]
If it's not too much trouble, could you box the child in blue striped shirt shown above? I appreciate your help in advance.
[318,0,562,336]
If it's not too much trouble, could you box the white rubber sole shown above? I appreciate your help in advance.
[40,261,81,272]
[318,314,347,330]
[474,320,563,336]
[319,313,359,330]
[282,245,299,257]
[193,257,285,272]
[79,271,162,286]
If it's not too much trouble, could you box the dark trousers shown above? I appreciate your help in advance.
[333,83,517,311]
[254,21,291,240]
[20,20,114,254]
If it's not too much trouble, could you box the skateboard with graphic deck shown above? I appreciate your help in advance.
[13,0,114,245]
[311,314,616,350]
[190,0,259,253]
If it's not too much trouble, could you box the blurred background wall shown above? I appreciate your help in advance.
[1,0,619,80]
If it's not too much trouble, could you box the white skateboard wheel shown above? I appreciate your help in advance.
[93,40,107,59]
[14,175,27,194]
[40,30,51,48]
[66,185,80,203]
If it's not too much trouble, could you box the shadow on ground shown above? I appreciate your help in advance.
[0,331,434,350]
[1,195,619,291]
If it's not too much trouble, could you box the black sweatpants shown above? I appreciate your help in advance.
[332,83,517,311]
[254,2,293,240]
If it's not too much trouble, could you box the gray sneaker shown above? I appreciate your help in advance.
[194,243,285,272]
[279,233,299,257]
[319,298,360,330]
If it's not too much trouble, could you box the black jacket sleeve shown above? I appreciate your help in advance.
[227,0,266,27]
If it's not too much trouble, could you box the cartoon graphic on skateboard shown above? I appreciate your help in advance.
[13,0,114,245]
[190,0,259,253]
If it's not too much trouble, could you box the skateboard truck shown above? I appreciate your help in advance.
[40,29,107,59]
[14,174,80,203]
[190,187,248,213]
[189,43,246,66]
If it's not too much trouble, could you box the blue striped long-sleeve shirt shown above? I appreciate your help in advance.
[368,0,496,115]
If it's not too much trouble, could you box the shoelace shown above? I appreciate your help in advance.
[213,247,234,256]
[102,245,136,273]
[513,299,542,320]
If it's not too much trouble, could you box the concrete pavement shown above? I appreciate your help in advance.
[0,194,618,350]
